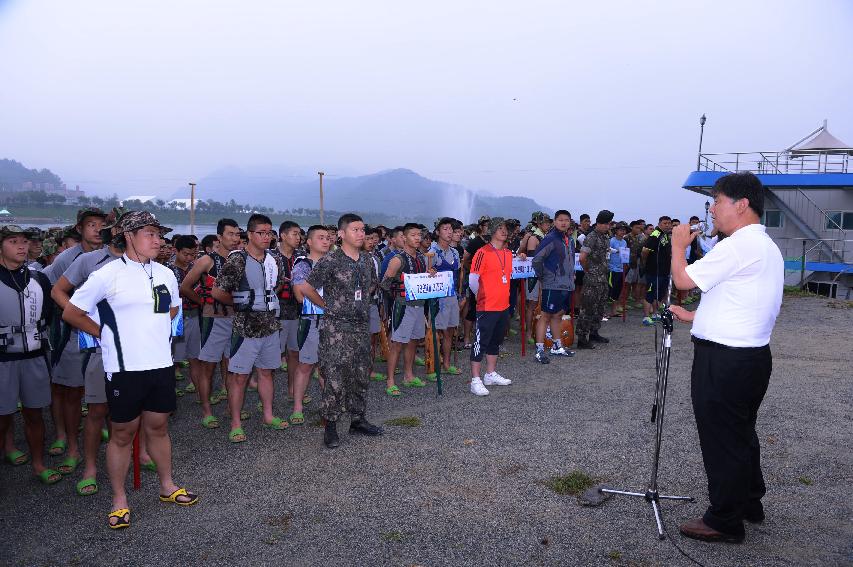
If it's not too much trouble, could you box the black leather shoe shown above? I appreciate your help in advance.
[324,422,340,448]
[589,332,609,343]
[577,338,595,349]
[350,418,383,436]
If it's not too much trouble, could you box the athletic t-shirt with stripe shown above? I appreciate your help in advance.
[471,244,513,312]
[68,255,180,373]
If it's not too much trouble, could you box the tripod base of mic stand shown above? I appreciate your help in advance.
[599,487,695,540]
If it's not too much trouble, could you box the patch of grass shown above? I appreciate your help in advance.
[384,416,422,427]
[381,530,405,542]
[545,470,596,496]
[798,475,813,486]
[608,550,622,560]
[783,285,818,298]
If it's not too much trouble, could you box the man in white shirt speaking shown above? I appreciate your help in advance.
[670,172,783,544]
[63,211,198,530]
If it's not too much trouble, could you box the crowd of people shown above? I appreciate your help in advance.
[1,203,718,530]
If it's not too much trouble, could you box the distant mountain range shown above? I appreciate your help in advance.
[168,167,548,224]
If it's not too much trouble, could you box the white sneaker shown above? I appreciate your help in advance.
[483,371,511,386]
[549,346,575,358]
[470,377,490,396]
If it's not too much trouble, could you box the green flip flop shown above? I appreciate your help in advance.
[175,388,185,397]
[209,395,222,406]
[288,411,305,425]
[175,370,184,381]
[201,415,220,429]
[101,428,110,443]
[48,439,67,456]
[370,372,386,382]
[302,395,312,405]
[184,383,197,393]
[424,373,438,382]
[35,468,62,485]
[141,460,157,472]
[229,427,246,443]
[240,410,250,421]
[5,450,29,466]
[58,455,81,476]
[402,377,426,388]
[444,365,462,375]
[263,417,289,430]
[76,477,99,496]
[385,385,401,397]
[414,356,425,367]
[279,362,288,371]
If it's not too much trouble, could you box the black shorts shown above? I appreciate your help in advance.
[645,274,670,303]
[608,271,624,301]
[465,291,478,322]
[105,366,177,423]
[471,309,510,362]
[575,270,585,287]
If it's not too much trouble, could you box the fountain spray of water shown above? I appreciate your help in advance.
[442,184,476,223]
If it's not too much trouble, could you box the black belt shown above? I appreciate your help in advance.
[691,336,768,352]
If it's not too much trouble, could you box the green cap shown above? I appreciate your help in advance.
[41,237,59,256]
[76,207,108,226]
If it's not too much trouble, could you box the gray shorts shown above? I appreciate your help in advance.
[198,317,233,363]
[228,333,281,374]
[626,268,641,284]
[298,318,320,365]
[391,304,426,344]
[83,350,107,404]
[434,295,460,330]
[0,357,52,414]
[369,304,381,335]
[52,331,84,388]
[279,319,299,353]
[173,312,201,362]
[526,278,541,301]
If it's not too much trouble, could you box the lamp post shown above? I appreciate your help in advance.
[318,171,325,225]
[188,182,196,236]
[696,114,707,170]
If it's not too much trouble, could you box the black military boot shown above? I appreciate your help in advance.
[324,421,340,449]
[589,332,609,344]
[577,336,595,349]
[350,417,383,436]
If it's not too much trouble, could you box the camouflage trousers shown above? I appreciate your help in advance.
[318,318,371,422]
[576,280,608,339]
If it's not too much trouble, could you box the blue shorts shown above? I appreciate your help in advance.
[541,289,573,314]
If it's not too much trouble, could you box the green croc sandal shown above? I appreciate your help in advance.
[385,385,401,397]
[414,356,425,367]
[229,427,246,443]
[240,410,250,421]
[35,468,62,485]
[247,384,258,393]
[263,417,289,430]
[279,362,288,371]
[184,383,197,393]
[302,395,312,405]
[402,377,426,388]
[288,412,305,425]
[141,460,157,472]
[58,455,81,476]
[5,450,29,466]
[370,372,386,382]
[48,439,67,456]
[101,428,110,443]
[201,415,220,429]
[76,477,98,496]
[209,395,222,406]
[81,404,89,417]
[175,388,185,397]
[175,370,184,381]
[424,373,437,382]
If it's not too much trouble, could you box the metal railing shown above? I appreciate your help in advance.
[775,237,853,288]
[698,149,853,174]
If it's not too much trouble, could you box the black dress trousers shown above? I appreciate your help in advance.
[690,338,772,537]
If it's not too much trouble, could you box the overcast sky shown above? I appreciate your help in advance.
[1,0,851,221]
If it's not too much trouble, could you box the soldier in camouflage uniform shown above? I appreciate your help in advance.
[296,213,384,449]
[576,210,614,349]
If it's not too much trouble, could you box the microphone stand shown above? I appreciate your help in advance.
[599,274,694,539]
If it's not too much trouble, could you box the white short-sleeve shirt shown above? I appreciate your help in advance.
[685,224,783,347]
[69,255,180,373]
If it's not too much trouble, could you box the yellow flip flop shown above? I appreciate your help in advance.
[108,508,130,529]
[159,488,199,506]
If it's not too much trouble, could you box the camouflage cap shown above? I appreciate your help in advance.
[62,225,81,240]
[41,237,59,256]
[76,207,108,225]
[105,206,131,228]
[477,215,491,226]
[614,221,629,232]
[116,210,172,235]
[0,225,31,239]
[487,216,508,234]
[26,227,45,240]
[506,218,521,229]
[530,211,552,225]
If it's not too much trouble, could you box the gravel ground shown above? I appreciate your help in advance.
[1,296,851,567]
